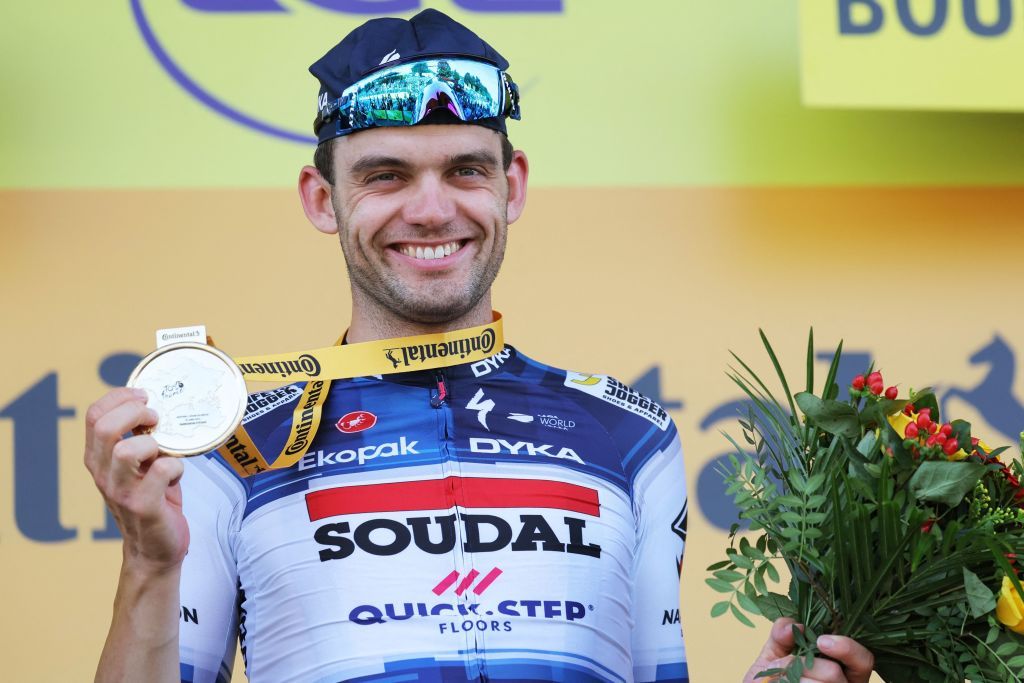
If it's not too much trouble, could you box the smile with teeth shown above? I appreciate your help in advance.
[397,241,463,261]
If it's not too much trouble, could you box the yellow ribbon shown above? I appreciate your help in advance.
[217,314,504,477]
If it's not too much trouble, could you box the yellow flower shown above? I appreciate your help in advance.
[996,576,1024,635]
[887,411,912,437]
[946,448,969,462]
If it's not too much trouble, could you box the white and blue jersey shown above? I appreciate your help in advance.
[178,346,689,683]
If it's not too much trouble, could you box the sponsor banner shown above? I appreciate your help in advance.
[1,0,699,188]
[7,186,1024,681]
[801,0,1024,111]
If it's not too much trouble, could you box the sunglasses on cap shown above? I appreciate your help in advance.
[314,58,521,138]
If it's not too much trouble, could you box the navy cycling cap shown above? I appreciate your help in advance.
[310,8,515,143]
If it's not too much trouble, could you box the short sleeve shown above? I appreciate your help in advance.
[178,457,245,683]
[630,432,689,683]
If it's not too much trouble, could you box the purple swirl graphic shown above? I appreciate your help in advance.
[130,0,316,144]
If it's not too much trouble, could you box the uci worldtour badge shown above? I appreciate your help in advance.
[127,341,247,457]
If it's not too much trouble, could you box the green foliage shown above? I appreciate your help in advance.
[710,330,1024,682]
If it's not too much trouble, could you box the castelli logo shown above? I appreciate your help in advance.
[336,411,377,434]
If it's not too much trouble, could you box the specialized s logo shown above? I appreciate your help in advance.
[307,476,601,562]
[384,328,496,370]
[466,389,495,429]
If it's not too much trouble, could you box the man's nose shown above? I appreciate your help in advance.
[401,175,457,229]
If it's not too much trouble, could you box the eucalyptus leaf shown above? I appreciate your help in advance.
[705,578,734,593]
[730,602,755,627]
[909,461,986,506]
[752,592,797,620]
[795,392,860,438]
[710,601,730,618]
[963,568,997,618]
[856,430,878,457]
[736,591,762,615]
[714,569,744,583]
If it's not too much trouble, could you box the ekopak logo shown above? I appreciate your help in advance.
[129,0,564,144]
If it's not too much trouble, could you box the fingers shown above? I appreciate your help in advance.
[757,618,799,662]
[109,434,162,492]
[86,398,159,473]
[817,635,874,683]
[748,622,874,683]
[137,455,185,508]
[85,387,149,436]
[798,654,847,683]
[744,619,800,683]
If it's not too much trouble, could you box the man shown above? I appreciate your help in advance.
[87,10,684,683]
[84,9,872,683]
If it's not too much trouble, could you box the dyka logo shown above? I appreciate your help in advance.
[130,0,564,144]
[336,410,377,434]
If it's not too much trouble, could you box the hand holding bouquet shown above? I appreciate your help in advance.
[710,332,1024,682]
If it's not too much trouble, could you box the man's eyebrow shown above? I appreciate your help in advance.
[347,155,412,176]
[447,150,500,169]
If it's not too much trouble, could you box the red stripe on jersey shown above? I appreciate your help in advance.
[305,476,600,521]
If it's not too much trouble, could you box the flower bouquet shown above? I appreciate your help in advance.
[708,332,1024,682]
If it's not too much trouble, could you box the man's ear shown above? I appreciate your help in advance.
[298,165,339,235]
[505,150,529,225]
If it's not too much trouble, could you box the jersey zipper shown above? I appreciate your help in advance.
[430,370,448,408]
[430,370,487,681]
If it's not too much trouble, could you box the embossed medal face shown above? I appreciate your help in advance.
[127,342,247,456]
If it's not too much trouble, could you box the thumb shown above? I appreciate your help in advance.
[758,618,800,662]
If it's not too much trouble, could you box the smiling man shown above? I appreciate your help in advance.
[82,8,851,683]
[308,124,517,340]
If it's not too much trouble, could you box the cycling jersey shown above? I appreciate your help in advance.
[178,345,688,683]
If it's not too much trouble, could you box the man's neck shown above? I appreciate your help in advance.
[344,298,494,344]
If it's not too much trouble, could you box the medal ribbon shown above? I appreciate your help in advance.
[217,314,504,477]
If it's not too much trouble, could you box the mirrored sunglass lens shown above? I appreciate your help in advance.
[343,60,503,129]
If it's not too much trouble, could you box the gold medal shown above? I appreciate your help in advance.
[126,341,247,457]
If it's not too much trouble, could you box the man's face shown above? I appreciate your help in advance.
[328,124,512,325]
